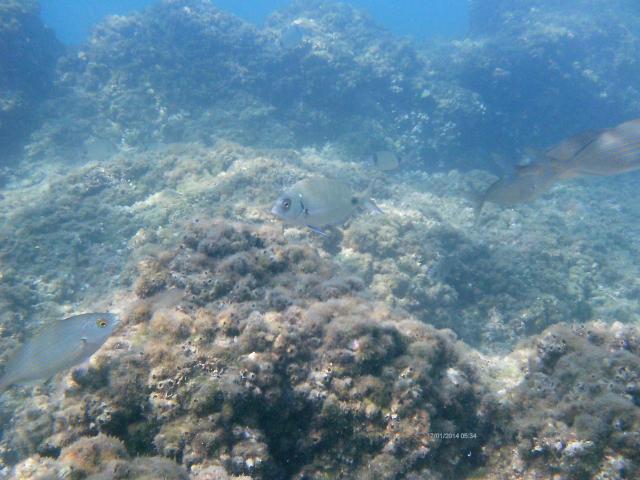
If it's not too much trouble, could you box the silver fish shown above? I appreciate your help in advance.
[476,118,640,215]
[271,177,382,235]
[475,161,557,215]
[0,312,119,392]
[551,119,640,178]
[370,150,400,171]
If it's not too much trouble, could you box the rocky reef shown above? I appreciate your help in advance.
[1,139,639,478]
[443,0,640,161]
[5,139,639,357]
[1,0,640,478]
[24,0,640,173]
[0,220,495,479]
[0,0,61,161]
[483,320,640,479]
[26,0,484,170]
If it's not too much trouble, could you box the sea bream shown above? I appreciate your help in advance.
[475,160,557,214]
[477,118,640,213]
[550,119,640,178]
[0,312,120,392]
[271,177,382,235]
[370,150,400,172]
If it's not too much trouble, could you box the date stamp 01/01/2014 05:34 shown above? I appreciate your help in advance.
[428,432,478,440]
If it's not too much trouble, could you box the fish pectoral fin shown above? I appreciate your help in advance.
[307,225,329,237]
[471,192,486,220]
[364,198,383,215]
[77,337,91,355]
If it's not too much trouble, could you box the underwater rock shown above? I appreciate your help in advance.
[483,320,640,479]
[1,144,639,478]
[0,220,495,479]
[2,1,640,478]
[0,0,61,158]
[25,0,483,168]
[341,196,589,351]
[446,0,640,161]
[12,433,190,479]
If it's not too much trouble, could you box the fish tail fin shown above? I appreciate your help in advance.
[470,190,487,222]
[464,176,492,220]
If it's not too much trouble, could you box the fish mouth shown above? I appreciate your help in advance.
[270,206,280,217]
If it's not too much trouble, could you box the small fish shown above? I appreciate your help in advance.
[0,312,119,392]
[271,177,382,235]
[370,150,400,171]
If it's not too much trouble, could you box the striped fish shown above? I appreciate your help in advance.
[0,312,119,392]
[271,177,382,236]
[476,118,640,214]
[475,160,557,214]
[550,119,640,178]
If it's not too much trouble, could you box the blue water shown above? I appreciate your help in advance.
[40,0,468,45]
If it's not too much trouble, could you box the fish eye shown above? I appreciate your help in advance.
[96,319,108,328]
[282,198,291,210]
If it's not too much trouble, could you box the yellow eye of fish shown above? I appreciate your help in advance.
[96,319,108,328]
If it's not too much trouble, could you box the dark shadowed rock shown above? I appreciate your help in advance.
[0,0,61,159]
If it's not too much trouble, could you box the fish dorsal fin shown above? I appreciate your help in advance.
[545,129,604,161]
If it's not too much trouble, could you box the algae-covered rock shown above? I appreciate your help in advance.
[443,0,640,160]
[482,321,640,479]
[0,0,61,159]
[0,220,495,479]
[26,0,482,169]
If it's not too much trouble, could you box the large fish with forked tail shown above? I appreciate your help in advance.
[477,118,640,214]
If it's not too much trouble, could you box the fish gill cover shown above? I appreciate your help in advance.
[0,0,639,479]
